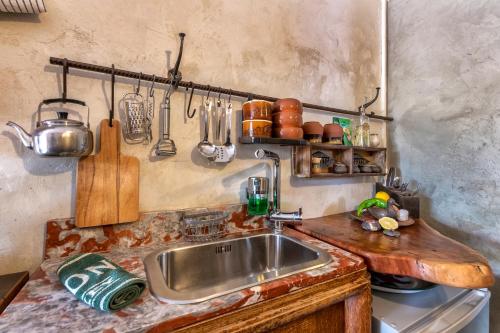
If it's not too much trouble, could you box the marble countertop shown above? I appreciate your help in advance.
[0,228,365,333]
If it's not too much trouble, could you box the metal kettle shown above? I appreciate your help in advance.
[7,99,93,157]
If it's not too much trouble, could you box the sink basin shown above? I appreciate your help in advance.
[144,232,332,304]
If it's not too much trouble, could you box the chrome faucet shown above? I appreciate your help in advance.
[254,149,302,233]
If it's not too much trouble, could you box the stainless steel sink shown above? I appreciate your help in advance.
[144,232,332,304]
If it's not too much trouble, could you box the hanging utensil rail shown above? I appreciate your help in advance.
[49,56,393,122]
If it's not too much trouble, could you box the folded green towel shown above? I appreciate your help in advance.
[57,253,146,312]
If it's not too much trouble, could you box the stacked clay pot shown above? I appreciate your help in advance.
[272,98,303,139]
[242,100,273,137]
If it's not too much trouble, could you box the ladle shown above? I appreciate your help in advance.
[197,98,216,158]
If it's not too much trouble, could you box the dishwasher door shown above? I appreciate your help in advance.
[372,285,490,333]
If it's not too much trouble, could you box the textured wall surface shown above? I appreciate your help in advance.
[0,0,384,274]
[388,0,500,330]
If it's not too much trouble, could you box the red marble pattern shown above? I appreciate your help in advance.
[0,229,365,333]
[45,204,265,260]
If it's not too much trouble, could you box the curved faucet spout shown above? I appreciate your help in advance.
[6,121,33,149]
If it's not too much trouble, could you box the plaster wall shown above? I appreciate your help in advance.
[388,0,500,330]
[0,0,384,273]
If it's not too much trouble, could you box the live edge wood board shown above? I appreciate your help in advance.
[295,213,494,289]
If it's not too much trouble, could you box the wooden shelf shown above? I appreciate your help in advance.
[239,136,308,146]
[239,137,386,151]
[309,172,386,178]
[292,145,386,179]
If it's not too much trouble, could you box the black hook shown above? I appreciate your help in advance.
[206,85,211,98]
[228,89,232,104]
[149,74,156,97]
[62,58,68,102]
[170,32,186,89]
[186,81,196,119]
[359,87,381,111]
[217,88,222,101]
[109,64,115,127]
[136,72,142,95]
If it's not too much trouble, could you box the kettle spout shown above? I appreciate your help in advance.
[6,121,33,149]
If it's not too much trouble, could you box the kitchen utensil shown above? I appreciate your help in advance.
[272,126,303,139]
[7,101,93,157]
[123,77,149,144]
[242,120,272,137]
[272,112,303,128]
[197,98,217,158]
[393,176,401,188]
[272,98,303,114]
[210,101,236,163]
[76,119,139,227]
[182,210,228,242]
[154,92,177,156]
[223,102,235,161]
[215,97,223,144]
[247,177,269,216]
[145,75,156,142]
[242,100,272,121]
[386,167,395,187]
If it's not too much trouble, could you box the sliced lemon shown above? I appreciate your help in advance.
[378,217,399,230]
[375,191,390,202]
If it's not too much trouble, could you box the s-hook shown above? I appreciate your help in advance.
[186,81,196,119]
[136,72,142,95]
[149,74,156,97]
[109,64,115,127]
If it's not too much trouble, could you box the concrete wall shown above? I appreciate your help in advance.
[388,0,500,330]
[0,0,384,274]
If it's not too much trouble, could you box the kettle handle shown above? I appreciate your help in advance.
[38,98,90,128]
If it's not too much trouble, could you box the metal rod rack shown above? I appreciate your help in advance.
[49,57,393,122]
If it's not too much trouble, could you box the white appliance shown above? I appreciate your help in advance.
[372,285,490,333]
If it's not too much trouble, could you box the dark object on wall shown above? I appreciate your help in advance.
[49,57,394,122]
[0,0,46,14]
[0,271,29,314]
[376,182,420,218]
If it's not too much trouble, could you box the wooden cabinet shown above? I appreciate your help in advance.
[174,270,371,333]
[292,144,386,178]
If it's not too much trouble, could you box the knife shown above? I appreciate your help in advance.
[386,167,395,187]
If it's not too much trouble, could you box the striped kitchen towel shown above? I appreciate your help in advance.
[57,253,146,312]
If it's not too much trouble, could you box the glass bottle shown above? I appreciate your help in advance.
[355,97,370,147]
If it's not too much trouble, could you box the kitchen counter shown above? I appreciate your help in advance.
[0,206,367,333]
[295,212,494,289]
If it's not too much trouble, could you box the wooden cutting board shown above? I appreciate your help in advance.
[76,119,139,228]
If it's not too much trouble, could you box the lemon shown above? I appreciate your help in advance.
[375,191,390,202]
[378,217,399,230]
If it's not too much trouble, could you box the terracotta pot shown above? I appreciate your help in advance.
[242,100,273,121]
[242,120,272,137]
[302,121,323,136]
[324,123,343,137]
[273,98,303,114]
[272,112,303,128]
[272,127,303,139]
